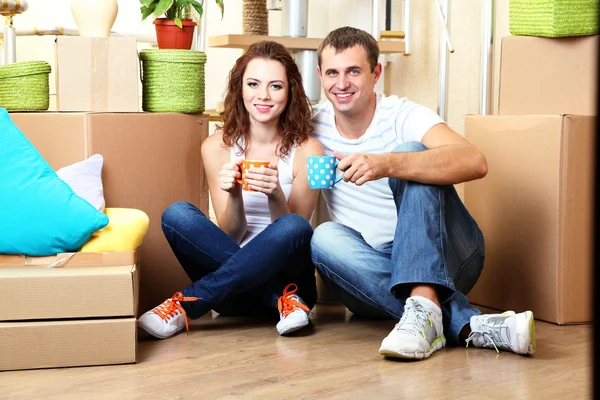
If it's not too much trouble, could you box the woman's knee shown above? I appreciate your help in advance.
[161,201,205,229]
[274,213,313,240]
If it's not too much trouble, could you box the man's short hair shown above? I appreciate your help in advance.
[317,26,380,72]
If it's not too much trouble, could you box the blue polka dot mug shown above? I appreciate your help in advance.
[307,155,343,189]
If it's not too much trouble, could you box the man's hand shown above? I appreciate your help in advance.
[334,152,388,186]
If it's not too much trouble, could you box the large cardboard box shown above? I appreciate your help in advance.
[9,112,209,313]
[498,35,598,116]
[0,251,138,371]
[464,115,595,324]
[0,319,136,372]
[55,37,139,112]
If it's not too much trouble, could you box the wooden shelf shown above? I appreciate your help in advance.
[208,34,405,54]
[204,109,223,122]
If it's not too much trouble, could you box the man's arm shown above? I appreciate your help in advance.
[335,123,488,186]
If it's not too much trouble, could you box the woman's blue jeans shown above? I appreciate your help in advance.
[161,202,317,319]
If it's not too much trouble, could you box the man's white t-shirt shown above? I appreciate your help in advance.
[312,94,445,252]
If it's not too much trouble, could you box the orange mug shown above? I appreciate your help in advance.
[236,160,270,191]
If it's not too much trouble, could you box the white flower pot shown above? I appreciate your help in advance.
[71,0,118,38]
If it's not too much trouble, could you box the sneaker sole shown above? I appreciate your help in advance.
[277,321,309,336]
[379,337,446,360]
[138,322,181,340]
[528,311,536,355]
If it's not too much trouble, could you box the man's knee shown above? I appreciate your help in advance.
[311,222,342,254]
[391,141,428,154]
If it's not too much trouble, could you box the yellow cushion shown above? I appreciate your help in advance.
[80,207,149,252]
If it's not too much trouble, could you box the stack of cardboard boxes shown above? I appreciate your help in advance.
[1,37,209,371]
[0,252,139,371]
[464,33,597,325]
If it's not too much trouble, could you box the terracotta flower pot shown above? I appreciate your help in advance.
[153,18,197,50]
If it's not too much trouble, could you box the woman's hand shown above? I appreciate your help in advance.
[244,163,282,198]
[219,159,243,193]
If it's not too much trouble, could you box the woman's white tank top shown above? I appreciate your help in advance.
[231,143,296,247]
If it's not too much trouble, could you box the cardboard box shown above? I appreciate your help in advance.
[0,251,139,371]
[9,112,209,313]
[464,115,595,324]
[0,251,139,321]
[55,37,139,112]
[0,318,136,371]
[498,35,598,116]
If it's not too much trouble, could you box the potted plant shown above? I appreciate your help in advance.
[140,0,224,50]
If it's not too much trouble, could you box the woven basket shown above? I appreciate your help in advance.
[139,49,207,113]
[243,0,269,36]
[0,61,51,111]
[509,0,599,37]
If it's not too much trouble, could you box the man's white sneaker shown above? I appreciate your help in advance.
[138,292,200,339]
[276,283,310,335]
[466,310,536,355]
[379,296,446,359]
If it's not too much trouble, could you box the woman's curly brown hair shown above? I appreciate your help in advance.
[218,41,313,159]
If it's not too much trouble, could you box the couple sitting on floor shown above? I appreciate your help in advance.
[138,27,535,361]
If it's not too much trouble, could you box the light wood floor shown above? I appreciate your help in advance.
[1,304,592,400]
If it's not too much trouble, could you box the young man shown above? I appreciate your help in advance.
[310,26,535,360]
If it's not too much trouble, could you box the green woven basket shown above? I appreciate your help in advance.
[509,0,599,37]
[0,61,51,111]
[139,49,207,114]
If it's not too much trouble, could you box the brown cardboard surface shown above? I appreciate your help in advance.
[0,251,138,321]
[464,115,595,324]
[498,35,598,116]
[55,37,139,112]
[0,266,137,321]
[0,250,138,268]
[0,318,136,371]
[8,113,87,167]
[9,112,208,313]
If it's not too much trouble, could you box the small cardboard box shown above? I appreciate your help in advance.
[55,36,139,112]
[0,251,139,371]
[498,35,598,116]
[464,114,595,324]
[0,251,139,321]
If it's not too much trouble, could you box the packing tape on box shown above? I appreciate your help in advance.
[45,252,76,268]
[90,38,109,111]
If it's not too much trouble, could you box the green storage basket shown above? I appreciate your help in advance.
[139,49,207,114]
[0,61,51,111]
[509,0,599,37]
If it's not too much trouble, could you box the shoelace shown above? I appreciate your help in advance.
[277,283,309,318]
[152,292,200,334]
[395,300,433,340]
[465,325,504,353]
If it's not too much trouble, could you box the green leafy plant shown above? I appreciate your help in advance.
[140,0,224,28]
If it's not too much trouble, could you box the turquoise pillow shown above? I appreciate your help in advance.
[0,108,109,256]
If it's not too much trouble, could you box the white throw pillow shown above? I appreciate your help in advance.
[56,154,106,212]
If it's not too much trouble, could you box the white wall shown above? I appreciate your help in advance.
[2,0,512,208]
[2,0,509,125]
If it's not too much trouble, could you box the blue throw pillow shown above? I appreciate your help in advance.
[0,108,109,256]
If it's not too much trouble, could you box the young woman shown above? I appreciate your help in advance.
[138,41,324,339]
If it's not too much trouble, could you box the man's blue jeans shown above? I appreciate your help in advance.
[161,202,318,319]
[310,142,485,345]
